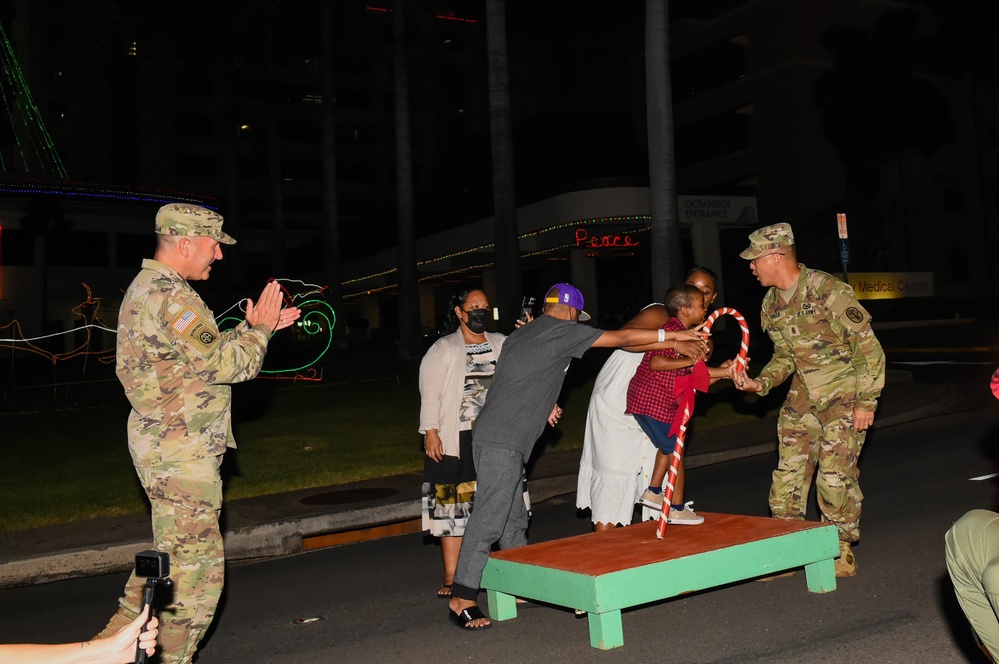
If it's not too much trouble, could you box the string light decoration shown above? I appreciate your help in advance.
[343,216,653,297]
[1,279,336,382]
[0,178,215,207]
[435,11,478,23]
[0,23,68,178]
[0,283,116,364]
[216,279,337,381]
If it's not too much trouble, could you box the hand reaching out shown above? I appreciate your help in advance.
[0,606,159,664]
[678,325,711,342]
[730,367,762,392]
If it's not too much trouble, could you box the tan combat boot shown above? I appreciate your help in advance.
[835,540,856,578]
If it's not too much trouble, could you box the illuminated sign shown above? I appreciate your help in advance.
[677,195,757,224]
[848,272,933,300]
[575,228,639,249]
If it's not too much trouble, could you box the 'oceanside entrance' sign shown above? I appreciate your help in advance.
[677,195,758,225]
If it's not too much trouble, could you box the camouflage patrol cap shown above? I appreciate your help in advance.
[154,204,236,245]
[739,222,794,260]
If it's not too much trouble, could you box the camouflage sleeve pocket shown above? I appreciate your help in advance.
[825,287,870,331]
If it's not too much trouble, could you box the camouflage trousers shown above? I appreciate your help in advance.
[770,380,867,543]
[97,455,225,664]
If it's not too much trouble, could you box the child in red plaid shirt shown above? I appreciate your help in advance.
[626,284,733,524]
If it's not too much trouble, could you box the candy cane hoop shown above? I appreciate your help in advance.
[656,307,750,540]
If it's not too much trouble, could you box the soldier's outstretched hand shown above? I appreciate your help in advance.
[730,366,762,392]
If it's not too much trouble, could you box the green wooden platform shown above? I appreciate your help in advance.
[480,512,839,649]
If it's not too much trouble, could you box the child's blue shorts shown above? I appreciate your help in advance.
[633,414,678,454]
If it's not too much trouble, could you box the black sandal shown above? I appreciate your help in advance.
[447,605,492,630]
[437,584,453,598]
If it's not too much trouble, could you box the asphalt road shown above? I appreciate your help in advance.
[1,365,997,663]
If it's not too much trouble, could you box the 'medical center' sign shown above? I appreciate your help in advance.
[848,272,933,300]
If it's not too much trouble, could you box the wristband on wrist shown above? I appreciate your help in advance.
[658,328,666,343]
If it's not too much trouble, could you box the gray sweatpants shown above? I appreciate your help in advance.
[451,445,529,601]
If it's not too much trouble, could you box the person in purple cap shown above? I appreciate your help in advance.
[447,283,709,630]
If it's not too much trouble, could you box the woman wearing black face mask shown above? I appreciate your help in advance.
[419,286,509,598]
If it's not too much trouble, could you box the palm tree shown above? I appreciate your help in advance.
[645,0,683,299]
[394,0,422,360]
[265,13,287,277]
[485,0,522,330]
[321,3,344,331]
[216,9,245,290]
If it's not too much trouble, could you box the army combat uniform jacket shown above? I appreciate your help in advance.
[754,264,885,412]
[116,259,271,466]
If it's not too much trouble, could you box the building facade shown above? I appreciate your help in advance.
[0,0,995,344]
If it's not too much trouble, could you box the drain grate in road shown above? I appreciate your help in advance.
[298,487,400,505]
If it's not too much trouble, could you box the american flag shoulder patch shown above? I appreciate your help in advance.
[171,308,200,334]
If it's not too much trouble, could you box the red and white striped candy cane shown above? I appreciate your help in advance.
[656,307,750,539]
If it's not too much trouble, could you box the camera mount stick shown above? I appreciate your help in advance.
[134,578,158,664]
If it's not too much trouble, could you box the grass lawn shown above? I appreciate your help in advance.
[4,302,986,532]
[1,351,777,532]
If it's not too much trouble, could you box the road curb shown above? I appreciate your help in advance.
[0,378,971,590]
[0,501,426,589]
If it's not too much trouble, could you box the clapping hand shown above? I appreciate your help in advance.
[246,281,301,333]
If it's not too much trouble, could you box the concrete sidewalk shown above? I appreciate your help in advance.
[0,369,980,589]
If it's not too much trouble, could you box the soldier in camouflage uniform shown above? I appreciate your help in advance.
[730,223,885,578]
[96,204,300,663]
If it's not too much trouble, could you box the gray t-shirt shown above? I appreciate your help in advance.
[472,315,603,459]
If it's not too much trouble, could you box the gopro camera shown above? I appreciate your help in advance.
[519,296,536,323]
[135,550,170,580]
[134,551,171,663]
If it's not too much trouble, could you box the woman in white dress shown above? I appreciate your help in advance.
[576,268,718,530]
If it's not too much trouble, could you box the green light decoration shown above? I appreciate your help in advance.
[217,298,336,376]
[0,21,69,178]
